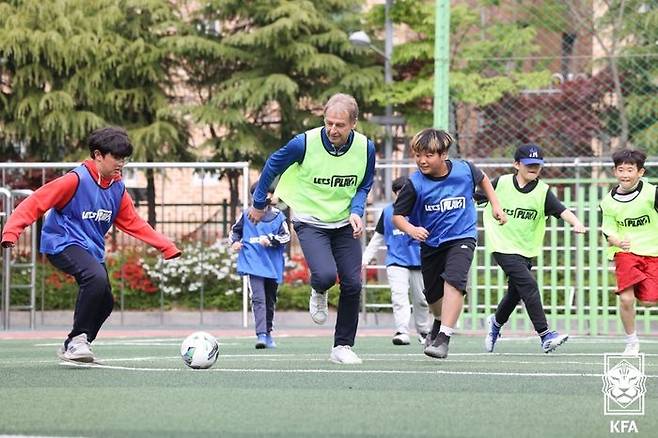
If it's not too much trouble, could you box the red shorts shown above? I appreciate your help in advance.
[614,252,658,302]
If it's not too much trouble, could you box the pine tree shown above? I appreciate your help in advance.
[175,0,382,219]
[0,0,191,226]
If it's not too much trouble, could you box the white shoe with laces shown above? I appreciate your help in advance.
[623,342,640,356]
[57,333,94,363]
[330,345,362,364]
[309,289,328,324]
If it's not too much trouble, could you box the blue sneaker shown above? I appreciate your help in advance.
[541,331,569,353]
[265,334,276,349]
[255,333,267,349]
[485,314,501,353]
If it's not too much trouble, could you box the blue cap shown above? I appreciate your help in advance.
[514,144,544,165]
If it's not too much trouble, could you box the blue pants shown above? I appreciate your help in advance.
[47,245,114,345]
[294,222,362,347]
[248,275,278,335]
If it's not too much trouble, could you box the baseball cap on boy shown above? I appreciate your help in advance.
[514,144,544,165]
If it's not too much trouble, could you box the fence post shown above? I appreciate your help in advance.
[576,182,586,334]
[588,183,599,335]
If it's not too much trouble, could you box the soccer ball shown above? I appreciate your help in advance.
[180,331,219,369]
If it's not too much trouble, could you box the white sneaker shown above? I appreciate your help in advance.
[485,314,501,353]
[309,289,328,324]
[392,332,410,345]
[57,333,94,363]
[330,345,362,364]
[623,342,640,356]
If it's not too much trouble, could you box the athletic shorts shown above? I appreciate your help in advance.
[421,238,475,304]
[614,252,658,302]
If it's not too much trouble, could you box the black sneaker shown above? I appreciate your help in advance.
[423,332,450,359]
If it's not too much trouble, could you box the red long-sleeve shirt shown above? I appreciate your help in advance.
[1,160,181,259]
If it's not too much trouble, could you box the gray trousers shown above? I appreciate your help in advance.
[248,275,278,335]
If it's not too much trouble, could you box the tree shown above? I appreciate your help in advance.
[175,0,383,220]
[474,70,617,159]
[0,0,191,226]
[566,0,632,150]
[363,0,558,155]
[611,1,658,153]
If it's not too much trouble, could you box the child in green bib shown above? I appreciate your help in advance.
[478,144,586,353]
[599,148,658,356]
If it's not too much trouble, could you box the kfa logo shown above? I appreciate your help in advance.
[602,354,646,416]
[617,215,650,227]
[424,197,466,212]
[313,175,358,187]
[81,209,112,222]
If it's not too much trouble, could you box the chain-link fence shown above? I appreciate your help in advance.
[450,0,658,166]
[375,0,656,177]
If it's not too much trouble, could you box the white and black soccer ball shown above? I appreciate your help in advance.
[180,331,219,369]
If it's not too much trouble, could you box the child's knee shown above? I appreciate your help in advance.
[618,290,636,307]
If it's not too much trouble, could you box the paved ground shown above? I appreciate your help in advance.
[0,310,406,340]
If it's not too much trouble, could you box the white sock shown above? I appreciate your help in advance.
[626,332,639,344]
[439,325,454,337]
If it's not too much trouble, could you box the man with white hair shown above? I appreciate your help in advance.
[249,93,376,364]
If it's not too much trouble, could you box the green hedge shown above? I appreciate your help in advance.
[8,258,394,312]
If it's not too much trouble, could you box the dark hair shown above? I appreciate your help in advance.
[410,128,454,154]
[88,127,133,158]
[392,176,408,194]
[612,148,646,169]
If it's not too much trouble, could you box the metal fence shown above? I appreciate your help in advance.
[0,162,251,329]
[2,159,657,335]
[363,158,658,335]
[438,1,658,167]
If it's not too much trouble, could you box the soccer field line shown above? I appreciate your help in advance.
[2,351,657,367]
[58,361,651,378]
[32,341,241,347]
[32,337,658,355]
[95,355,608,366]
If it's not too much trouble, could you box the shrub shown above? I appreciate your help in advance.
[142,240,242,309]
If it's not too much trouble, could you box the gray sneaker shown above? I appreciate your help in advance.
[57,333,94,363]
[424,332,450,359]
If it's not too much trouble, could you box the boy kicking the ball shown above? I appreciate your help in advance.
[1,127,181,363]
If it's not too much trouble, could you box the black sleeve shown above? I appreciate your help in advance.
[545,190,567,218]
[467,161,485,187]
[374,212,385,234]
[229,214,245,243]
[393,182,417,217]
[655,187,658,213]
[474,176,498,204]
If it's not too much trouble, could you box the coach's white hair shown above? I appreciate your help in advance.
[324,93,359,123]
